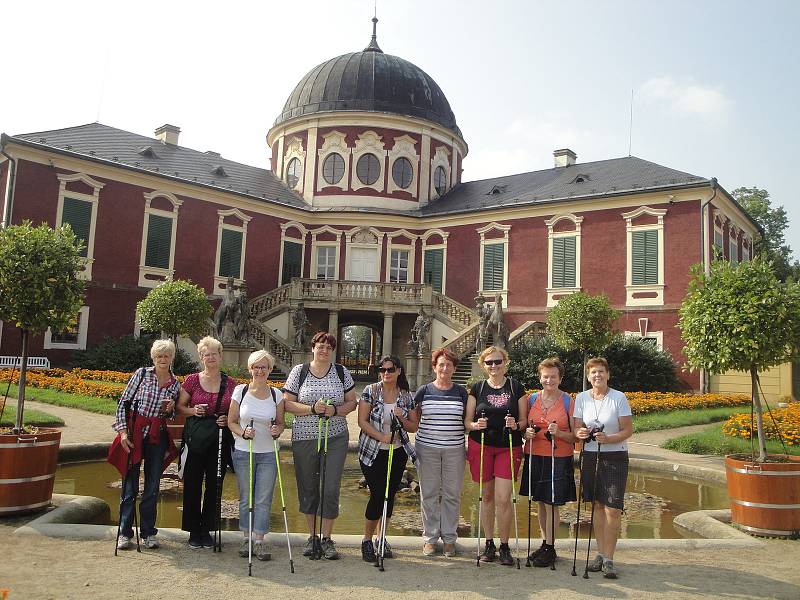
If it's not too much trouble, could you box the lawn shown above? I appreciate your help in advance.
[662,422,800,457]
[0,405,65,427]
[632,405,746,433]
[2,384,117,415]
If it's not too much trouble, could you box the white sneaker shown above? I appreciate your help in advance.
[117,535,134,550]
[144,535,159,549]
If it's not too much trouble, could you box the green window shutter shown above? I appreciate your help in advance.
[62,197,92,258]
[281,241,303,285]
[552,236,576,288]
[632,230,658,285]
[144,214,173,269]
[423,248,444,293]
[218,229,243,278]
[482,243,505,291]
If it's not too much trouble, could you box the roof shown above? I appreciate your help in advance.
[422,156,710,216]
[273,48,461,137]
[4,123,720,220]
[7,122,307,209]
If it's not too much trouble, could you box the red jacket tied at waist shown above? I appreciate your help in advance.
[107,413,177,477]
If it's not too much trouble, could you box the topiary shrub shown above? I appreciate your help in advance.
[508,335,682,393]
[72,335,198,375]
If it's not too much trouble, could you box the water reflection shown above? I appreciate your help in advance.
[55,455,728,539]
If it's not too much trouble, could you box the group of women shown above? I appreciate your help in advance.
[113,332,632,579]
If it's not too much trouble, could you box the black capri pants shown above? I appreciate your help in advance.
[360,447,408,521]
[580,450,629,510]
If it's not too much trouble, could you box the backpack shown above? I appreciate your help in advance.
[416,382,469,418]
[476,378,525,413]
[290,362,346,393]
[528,391,573,431]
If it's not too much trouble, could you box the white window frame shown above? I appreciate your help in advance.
[138,191,182,288]
[44,306,90,350]
[729,227,739,265]
[213,208,252,294]
[429,146,451,200]
[545,213,583,307]
[56,173,105,280]
[713,212,725,258]
[386,135,419,198]
[316,131,351,192]
[283,137,306,193]
[344,226,385,280]
[351,131,387,193]
[622,205,667,307]
[477,222,511,305]
[385,229,418,284]
[310,225,343,281]
[315,245,338,280]
[741,238,751,262]
[421,229,449,293]
[624,330,664,351]
[389,249,410,283]
[278,221,308,286]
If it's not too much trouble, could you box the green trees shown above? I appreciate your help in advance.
[546,292,620,389]
[0,222,86,431]
[679,258,800,460]
[136,279,212,343]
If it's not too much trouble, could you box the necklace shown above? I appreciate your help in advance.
[590,389,609,427]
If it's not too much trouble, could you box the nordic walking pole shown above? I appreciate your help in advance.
[571,442,585,576]
[377,417,398,571]
[273,419,295,573]
[583,440,602,579]
[315,398,332,559]
[547,425,556,571]
[476,410,486,567]
[507,409,521,570]
[247,419,254,576]
[525,424,540,567]
[311,401,324,560]
[214,425,224,553]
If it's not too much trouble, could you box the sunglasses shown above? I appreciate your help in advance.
[484,359,504,366]
[378,367,397,374]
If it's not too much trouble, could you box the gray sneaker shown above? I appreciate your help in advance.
[587,554,603,572]
[144,535,159,550]
[255,540,271,561]
[602,559,618,579]
[321,537,339,560]
[239,538,250,558]
[303,535,320,557]
[116,535,133,551]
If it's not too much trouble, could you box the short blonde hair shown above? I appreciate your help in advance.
[478,346,509,374]
[197,336,223,358]
[247,350,275,371]
[150,339,176,360]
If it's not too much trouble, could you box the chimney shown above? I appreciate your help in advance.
[554,148,577,168]
[155,124,181,145]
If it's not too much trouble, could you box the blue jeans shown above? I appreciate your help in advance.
[120,429,168,538]
[232,448,277,535]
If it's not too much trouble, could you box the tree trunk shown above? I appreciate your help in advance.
[582,352,588,391]
[751,365,768,462]
[14,329,29,433]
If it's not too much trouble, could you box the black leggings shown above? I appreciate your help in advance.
[360,447,408,521]
[182,443,226,533]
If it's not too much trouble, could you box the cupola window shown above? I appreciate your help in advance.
[323,153,345,185]
[286,158,302,189]
[392,157,413,189]
[434,165,447,196]
[357,153,381,186]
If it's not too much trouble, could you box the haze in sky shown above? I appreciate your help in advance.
[2,0,797,256]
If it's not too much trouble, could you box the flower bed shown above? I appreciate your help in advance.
[722,402,800,446]
[524,389,750,415]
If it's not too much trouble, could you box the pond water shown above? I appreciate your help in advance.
[54,454,728,539]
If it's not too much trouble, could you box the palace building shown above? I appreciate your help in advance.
[0,20,758,389]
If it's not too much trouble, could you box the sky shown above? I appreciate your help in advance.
[2,0,798,255]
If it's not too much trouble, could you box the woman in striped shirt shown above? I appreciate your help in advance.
[408,348,468,558]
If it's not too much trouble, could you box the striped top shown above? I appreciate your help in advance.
[413,382,468,448]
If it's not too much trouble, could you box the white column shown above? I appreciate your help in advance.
[303,124,319,205]
[328,309,339,337]
[382,312,394,356]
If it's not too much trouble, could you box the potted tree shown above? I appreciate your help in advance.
[679,257,800,536]
[0,221,86,515]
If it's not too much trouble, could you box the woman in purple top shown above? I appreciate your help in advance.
[176,336,237,549]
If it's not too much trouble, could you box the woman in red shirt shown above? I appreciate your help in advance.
[520,357,576,567]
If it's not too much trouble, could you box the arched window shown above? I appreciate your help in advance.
[392,157,413,189]
[434,165,447,196]
[323,153,345,185]
[286,157,302,189]
[357,153,381,185]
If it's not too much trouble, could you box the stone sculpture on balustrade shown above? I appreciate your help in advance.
[485,294,509,350]
[291,302,310,350]
[408,307,432,357]
[213,276,252,345]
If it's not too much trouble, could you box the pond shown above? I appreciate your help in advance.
[54,454,728,539]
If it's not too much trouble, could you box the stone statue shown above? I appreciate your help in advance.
[291,302,310,350]
[213,277,238,343]
[410,307,432,356]
[486,294,509,350]
[475,295,490,354]
[234,283,250,343]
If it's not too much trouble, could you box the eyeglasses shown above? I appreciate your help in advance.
[378,367,397,374]
[484,359,504,366]
[251,365,271,371]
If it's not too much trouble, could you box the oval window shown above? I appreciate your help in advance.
[322,153,345,185]
[434,165,447,196]
[286,158,302,189]
[392,157,413,189]
[356,153,381,186]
